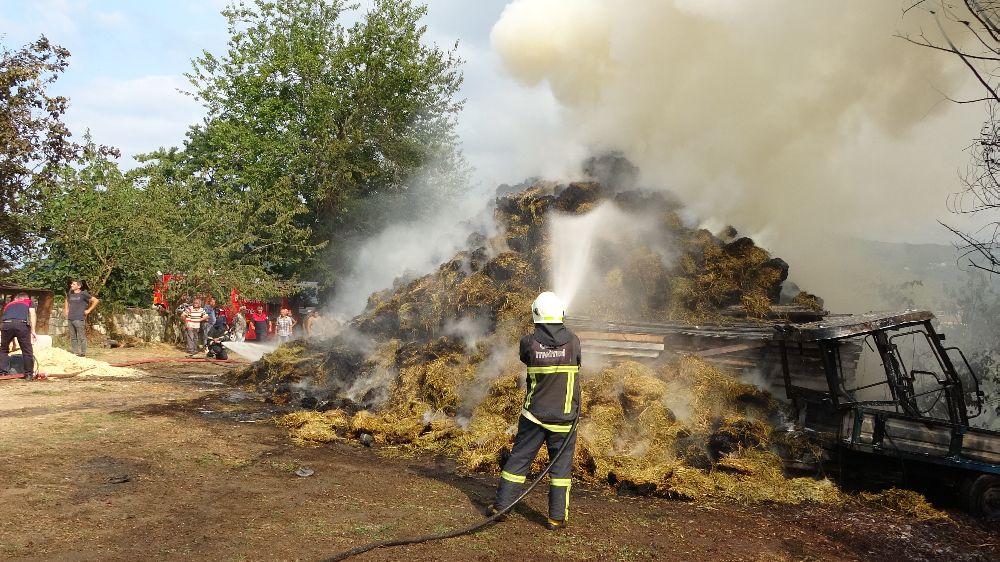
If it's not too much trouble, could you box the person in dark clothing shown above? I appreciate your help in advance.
[1,292,38,380]
[64,279,99,357]
[491,292,581,530]
[202,297,217,346]
[205,316,229,360]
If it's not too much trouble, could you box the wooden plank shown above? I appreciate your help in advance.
[576,331,664,344]
[582,348,661,358]
[582,340,665,351]
[692,341,768,358]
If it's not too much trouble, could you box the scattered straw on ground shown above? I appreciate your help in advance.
[19,347,142,378]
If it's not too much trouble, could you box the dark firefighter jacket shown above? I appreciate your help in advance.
[519,323,581,425]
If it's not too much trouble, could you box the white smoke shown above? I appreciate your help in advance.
[455,332,522,426]
[442,316,492,350]
[329,189,496,318]
[491,0,984,311]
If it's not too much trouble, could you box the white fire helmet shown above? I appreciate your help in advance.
[531,291,564,324]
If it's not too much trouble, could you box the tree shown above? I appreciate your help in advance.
[158,0,466,282]
[27,134,299,306]
[0,37,117,273]
[901,2,1000,272]
[22,134,169,303]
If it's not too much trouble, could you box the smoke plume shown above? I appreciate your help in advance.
[491,0,982,311]
[329,184,496,318]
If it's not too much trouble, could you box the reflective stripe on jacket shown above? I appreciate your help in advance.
[520,328,581,424]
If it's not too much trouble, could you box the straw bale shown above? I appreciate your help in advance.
[625,248,671,313]
[653,226,790,321]
[503,224,532,252]
[402,353,476,414]
[715,448,785,477]
[482,252,535,285]
[493,295,535,343]
[678,254,699,276]
[415,416,463,448]
[792,291,824,311]
[783,477,846,505]
[455,413,514,472]
[227,340,332,389]
[741,292,773,319]
[578,405,624,473]
[660,465,717,500]
[661,209,685,231]
[660,450,844,505]
[554,181,602,213]
[454,272,499,314]
[481,380,523,420]
[349,409,426,445]
[370,339,401,369]
[618,362,670,416]
[604,268,624,291]
[278,410,350,443]
[854,488,949,521]
[707,416,773,459]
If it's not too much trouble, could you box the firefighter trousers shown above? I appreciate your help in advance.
[494,415,577,521]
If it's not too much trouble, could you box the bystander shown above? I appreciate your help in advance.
[182,298,209,354]
[64,279,99,357]
[1,292,38,380]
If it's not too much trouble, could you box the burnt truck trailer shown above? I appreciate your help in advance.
[774,310,1000,518]
[569,309,999,518]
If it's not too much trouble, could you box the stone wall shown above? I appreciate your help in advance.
[49,307,181,343]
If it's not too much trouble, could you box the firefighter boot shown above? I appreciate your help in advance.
[547,478,570,530]
[485,504,506,521]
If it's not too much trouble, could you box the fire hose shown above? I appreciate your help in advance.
[320,416,580,562]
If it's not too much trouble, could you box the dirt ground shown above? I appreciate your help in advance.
[0,344,996,562]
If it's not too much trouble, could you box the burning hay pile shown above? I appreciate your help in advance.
[228,170,940,518]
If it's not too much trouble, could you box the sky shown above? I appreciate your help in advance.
[2,1,996,312]
[0,0,542,185]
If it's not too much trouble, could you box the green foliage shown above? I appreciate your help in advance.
[0,36,117,273]
[27,134,298,306]
[157,0,466,281]
[26,135,170,304]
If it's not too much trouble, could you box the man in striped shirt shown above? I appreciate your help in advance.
[182,298,209,354]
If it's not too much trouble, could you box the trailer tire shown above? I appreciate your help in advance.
[962,474,1000,520]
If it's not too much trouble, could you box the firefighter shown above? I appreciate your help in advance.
[0,292,38,380]
[491,291,581,530]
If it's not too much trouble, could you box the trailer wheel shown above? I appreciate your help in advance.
[963,474,1000,520]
